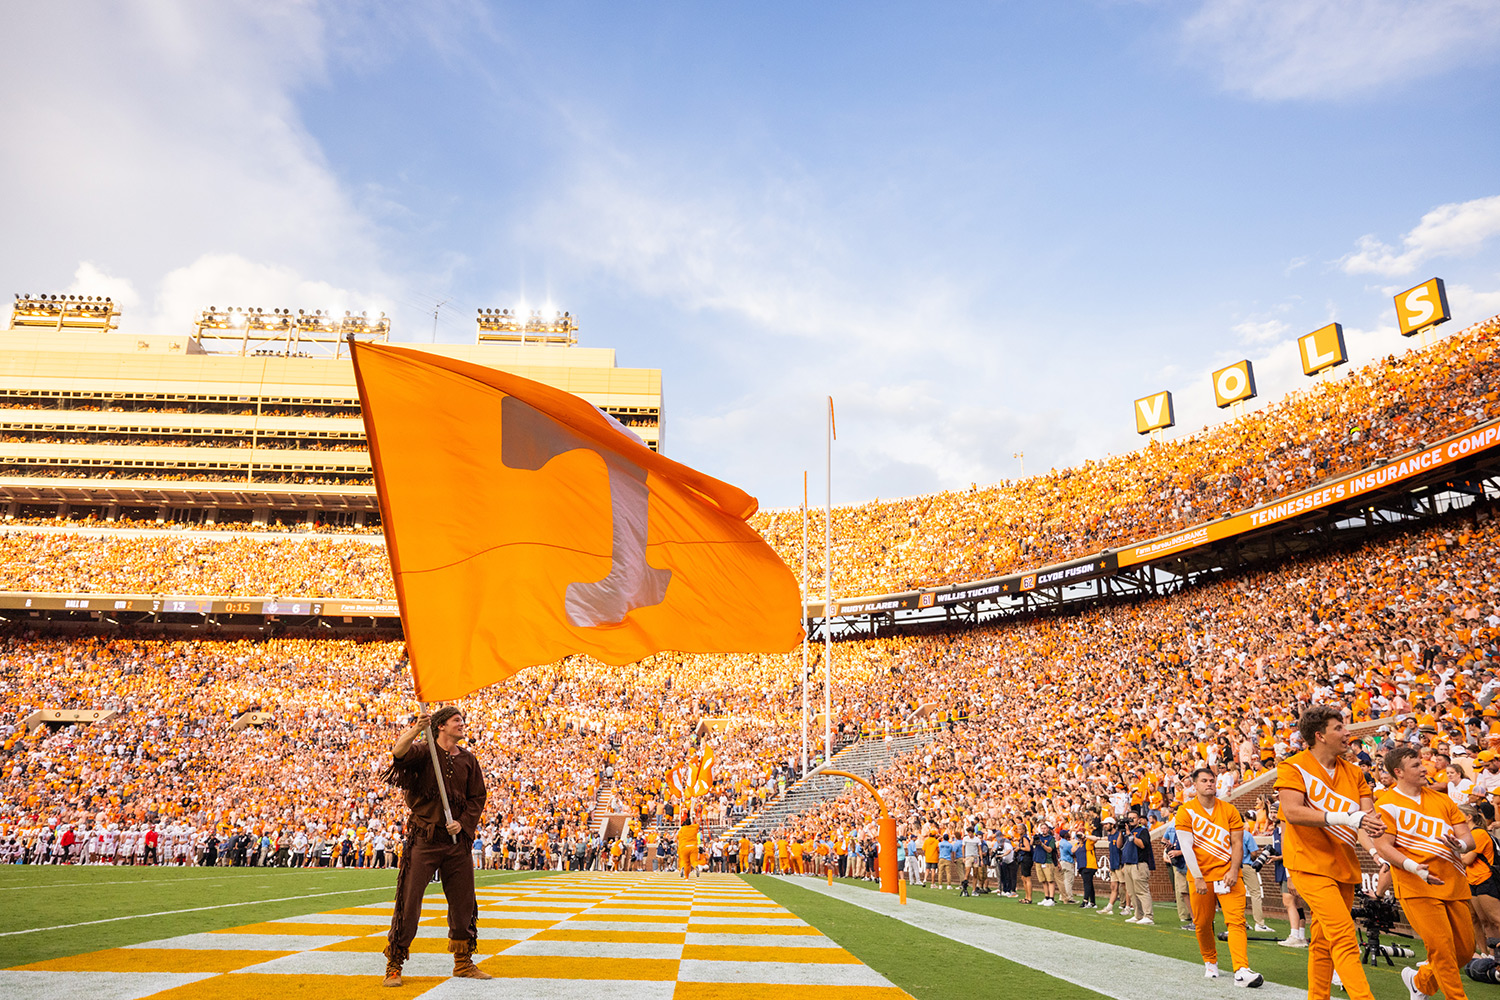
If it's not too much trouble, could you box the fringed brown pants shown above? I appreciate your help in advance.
[384,829,478,964]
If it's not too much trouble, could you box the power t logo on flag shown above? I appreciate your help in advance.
[350,340,802,701]
[500,395,670,627]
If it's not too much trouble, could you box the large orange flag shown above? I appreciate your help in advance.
[351,340,803,700]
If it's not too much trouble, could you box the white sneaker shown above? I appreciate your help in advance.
[1041,899,1054,907]
[1205,963,1220,979]
[1123,915,1139,923]
[1233,968,1264,989]
[1402,966,1429,1000]
[1278,936,1307,948]
[1136,917,1154,925]
[1253,923,1273,932]
[1098,905,1113,915]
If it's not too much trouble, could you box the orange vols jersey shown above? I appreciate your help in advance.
[1469,829,1496,888]
[1275,750,1371,884]
[1174,797,1242,883]
[1374,787,1468,901]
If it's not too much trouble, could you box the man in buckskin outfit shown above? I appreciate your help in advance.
[382,706,490,986]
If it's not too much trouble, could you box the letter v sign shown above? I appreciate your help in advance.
[1135,391,1174,434]
[500,395,673,627]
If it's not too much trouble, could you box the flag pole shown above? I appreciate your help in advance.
[354,335,454,841]
[801,470,809,779]
[824,397,834,765]
[417,698,454,834]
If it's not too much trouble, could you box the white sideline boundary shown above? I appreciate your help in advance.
[0,886,388,937]
[782,877,1304,1000]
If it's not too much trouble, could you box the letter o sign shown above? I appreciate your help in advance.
[1212,360,1257,408]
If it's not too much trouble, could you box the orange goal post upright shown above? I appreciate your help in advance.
[820,770,899,895]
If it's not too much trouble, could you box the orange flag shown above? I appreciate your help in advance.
[351,340,803,700]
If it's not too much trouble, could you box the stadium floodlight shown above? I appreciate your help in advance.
[8,292,120,332]
[192,303,390,358]
[476,305,578,346]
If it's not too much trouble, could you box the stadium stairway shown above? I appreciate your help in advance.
[722,730,937,842]
[588,780,616,835]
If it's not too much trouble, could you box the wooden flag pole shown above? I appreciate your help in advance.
[418,699,455,834]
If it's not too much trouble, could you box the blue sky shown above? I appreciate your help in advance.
[3,1,1499,507]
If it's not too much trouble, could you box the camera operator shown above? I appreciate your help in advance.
[1240,810,1275,933]
[1161,819,1193,931]
[1265,803,1308,948]
[1370,744,1476,1000]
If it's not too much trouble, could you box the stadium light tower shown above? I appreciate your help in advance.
[476,307,578,346]
[1014,451,1024,477]
[9,293,120,332]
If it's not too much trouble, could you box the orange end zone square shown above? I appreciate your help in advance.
[478,955,679,980]
[680,945,858,964]
[15,948,293,974]
[470,917,558,929]
[532,929,686,944]
[140,972,447,999]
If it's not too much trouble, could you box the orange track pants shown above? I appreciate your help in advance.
[1189,875,1248,970]
[1403,894,1473,1000]
[1289,871,1373,1000]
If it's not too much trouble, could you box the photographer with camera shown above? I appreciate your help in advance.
[1175,766,1263,987]
[1371,744,1476,1000]
[1240,811,1275,933]
[1276,705,1385,1000]
[1265,802,1309,947]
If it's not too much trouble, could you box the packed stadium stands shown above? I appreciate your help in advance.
[1,315,1498,878]
[3,506,1496,869]
[3,314,1495,604]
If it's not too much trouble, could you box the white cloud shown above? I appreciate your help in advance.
[65,262,142,314]
[1232,318,1289,345]
[1446,280,1500,318]
[0,2,401,337]
[526,165,977,360]
[1340,195,1500,277]
[149,253,395,333]
[1182,0,1500,100]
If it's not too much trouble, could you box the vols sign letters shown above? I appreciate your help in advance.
[351,340,803,701]
[1299,323,1348,376]
[1395,278,1450,337]
[1134,390,1175,434]
[1212,360,1257,408]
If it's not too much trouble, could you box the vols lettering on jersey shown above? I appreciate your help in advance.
[1375,787,1468,901]
[1275,750,1371,884]
[1175,798,1241,882]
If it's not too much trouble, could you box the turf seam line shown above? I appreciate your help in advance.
[0,887,399,937]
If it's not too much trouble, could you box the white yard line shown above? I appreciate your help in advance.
[784,878,1303,1000]
[0,886,391,937]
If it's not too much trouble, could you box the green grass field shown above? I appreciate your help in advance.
[0,865,546,969]
[0,865,1444,1000]
[821,875,1435,1000]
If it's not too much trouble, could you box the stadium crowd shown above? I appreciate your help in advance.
[3,506,1496,885]
[0,317,1495,603]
